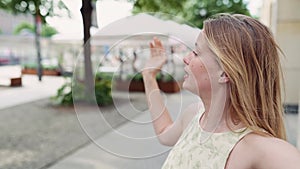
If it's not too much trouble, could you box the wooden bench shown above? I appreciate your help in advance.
[9,77,22,86]
[0,66,22,87]
[0,76,22,87]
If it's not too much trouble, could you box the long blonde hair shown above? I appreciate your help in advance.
[203,13,286,140]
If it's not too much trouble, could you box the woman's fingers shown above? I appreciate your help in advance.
[150,37,165,58]
[143,37,168,75]
[155,37,164,50]
[149,42,155,57]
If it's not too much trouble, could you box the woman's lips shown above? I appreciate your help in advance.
[184,67,189,80]
[184,74,189,80]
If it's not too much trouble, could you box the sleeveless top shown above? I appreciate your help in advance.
[161,111,252,169]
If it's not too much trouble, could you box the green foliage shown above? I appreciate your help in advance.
[52,79,74,106]
[132,0,186,17]
[41,24,57,37]
[22,62,37,69]
[127,73,143,82]
[13,22,34,35]
[161,73,175,82]
[95,79,113,106]
[22,62,59,70]
[132,0,251,28]
[14,22,57,37]
[127,72,175,82]
[155,73,162,81]
[183,0,250,28]
[43,65,59,70]
[53,78,113,106]
[0,0,70,23]
[0,1,5,8]
[95,72,114,81]
[155,73,175,82]
[94,72,114,106]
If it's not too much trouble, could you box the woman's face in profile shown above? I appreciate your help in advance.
[182,31,223,96]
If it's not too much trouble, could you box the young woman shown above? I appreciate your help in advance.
[142,13,300,169]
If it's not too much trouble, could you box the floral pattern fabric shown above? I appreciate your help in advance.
[161,112,252,169]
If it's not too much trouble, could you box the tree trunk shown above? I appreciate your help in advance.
[80,0,94,97]
[34,13,43,81]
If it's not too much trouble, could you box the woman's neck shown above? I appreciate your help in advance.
[200,90,245,133]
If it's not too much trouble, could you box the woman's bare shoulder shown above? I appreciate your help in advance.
[241,133,300,169]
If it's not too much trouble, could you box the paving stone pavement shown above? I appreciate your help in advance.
[0,92,148,169]
[0,67,150,169]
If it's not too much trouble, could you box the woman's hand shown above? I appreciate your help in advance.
[142,37,167,77]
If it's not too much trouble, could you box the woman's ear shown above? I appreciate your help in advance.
[218,72,229,83]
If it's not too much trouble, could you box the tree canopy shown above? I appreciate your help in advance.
[13,22,57,37]
[132,0,251,28]
[0,0,69,23]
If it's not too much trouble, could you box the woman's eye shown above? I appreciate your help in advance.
[192,50,198,56]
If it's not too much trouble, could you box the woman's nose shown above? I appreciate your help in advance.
[183,52,193,65]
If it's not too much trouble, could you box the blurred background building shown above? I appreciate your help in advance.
[261,0,300,106]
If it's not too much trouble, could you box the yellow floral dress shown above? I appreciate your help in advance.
[161,112,252,169]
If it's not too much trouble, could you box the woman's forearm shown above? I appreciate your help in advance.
[142,72,173,136]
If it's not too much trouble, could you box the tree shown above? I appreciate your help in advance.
[80,0,94,97]
[0,0,69,81]
[132,0,250,28]
[41,24,58,37]
[13,22,58,37]
[13,22,34,35]
[132,0,187,17]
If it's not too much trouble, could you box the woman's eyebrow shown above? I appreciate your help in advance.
[194,42,201,53]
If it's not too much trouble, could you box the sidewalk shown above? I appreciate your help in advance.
[0,66,65,109]
[47,91,200,169]
[0,72,151,169]
[0,76,200,169]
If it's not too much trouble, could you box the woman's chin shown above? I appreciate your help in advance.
[182,82,191,91]
[182,82,201,95]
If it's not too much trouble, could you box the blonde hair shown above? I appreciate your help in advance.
[203,13,286,140]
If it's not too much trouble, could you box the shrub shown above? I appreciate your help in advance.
[52,80,74,106]
[126,73,143,82]
[22,63,59,71]
[53,77,113,106]
[126,72,175,82]
[95,79,113,106]
[95,72,114,81]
